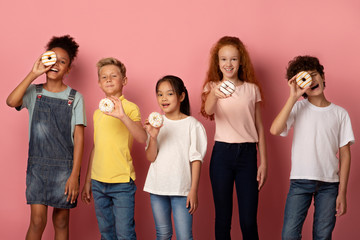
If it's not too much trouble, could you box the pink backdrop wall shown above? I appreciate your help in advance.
[1,0,359,239]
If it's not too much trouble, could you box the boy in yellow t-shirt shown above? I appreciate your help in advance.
[81,57,147,240]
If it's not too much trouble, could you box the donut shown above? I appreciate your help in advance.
[295,71,312,88]
[41,51,57,66]
[148,112,163,128]
[220,80,236,95]
[99,98,114,113]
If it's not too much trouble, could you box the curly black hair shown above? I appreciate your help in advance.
[46,35,79,66]
[286,55,324,80]
[286,56,325,98]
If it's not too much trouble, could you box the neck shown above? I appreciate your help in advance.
[165,110,185,120]
[43,79,67,92]
[308,94,330,107]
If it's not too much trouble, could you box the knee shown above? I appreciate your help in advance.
[29,215,47,232]
[53,212,69,230]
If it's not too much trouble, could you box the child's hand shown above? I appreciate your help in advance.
[64,175,79,204]
[288,75,309,100]
[104,96,125,119]
[32,55,52,77]
[186,189,198,215]
[81,181,93,204]
[213,82,231,99]
[257,164,267,190]
[144,119,161,139]
[336,193,347,216]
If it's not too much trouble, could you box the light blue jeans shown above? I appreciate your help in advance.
[92,179,137,240]
[282,179,339,240]
[150,194,193,240]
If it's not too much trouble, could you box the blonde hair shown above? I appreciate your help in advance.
[96,57,126,77]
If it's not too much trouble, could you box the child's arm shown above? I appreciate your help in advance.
[270,76,308,135]
[336,143,351,217]
[65,125,84,204]
[144,120,160,162]
[6,56,51,108]
[81,146,95,204]
[255,102,267,190]
[105,96,147,144]
[204,82,227,115]
[187,160,202,214]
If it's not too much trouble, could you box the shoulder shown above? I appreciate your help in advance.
[330,103,351,118]
[188,116,206,129]
[122,97,139,109]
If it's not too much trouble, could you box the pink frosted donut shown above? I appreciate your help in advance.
[296,71,312,88]
[99,98,114,113]
[41,51,57,66]
[220,80,236,95]
[148,112,163,128]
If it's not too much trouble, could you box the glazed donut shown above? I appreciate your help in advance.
[41,51,57,66]
[148,112,163,128]
[220,80,236,95]
[99,98,114,113]
[296,71,312,88]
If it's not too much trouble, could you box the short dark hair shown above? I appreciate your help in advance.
[286,56,325,98]
[156,75,191,116]
[46,35,79,66]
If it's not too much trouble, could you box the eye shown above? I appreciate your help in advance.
[157,93,162,97]
[61,60,66,64]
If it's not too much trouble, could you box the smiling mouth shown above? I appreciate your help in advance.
[311,84,319,90]
[50,68,59,72]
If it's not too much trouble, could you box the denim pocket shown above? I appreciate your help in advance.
[34,107,50,122]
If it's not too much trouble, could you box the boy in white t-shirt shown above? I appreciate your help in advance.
[270,56,355,240]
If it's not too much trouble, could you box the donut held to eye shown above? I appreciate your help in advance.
[295,71,312,88]
[99,98,115,113]
[41,51,57,66]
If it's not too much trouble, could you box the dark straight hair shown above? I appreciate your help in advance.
[156,75,191,116]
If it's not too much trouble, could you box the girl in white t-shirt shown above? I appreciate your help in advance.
[144,75,207,240]
[201,36,267,240]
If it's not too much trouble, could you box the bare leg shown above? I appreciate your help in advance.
[53,208,70,240]
[26,204,48,240]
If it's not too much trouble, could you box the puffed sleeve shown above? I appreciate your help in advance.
[189,119,208,162]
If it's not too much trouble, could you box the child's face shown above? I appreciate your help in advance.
[98,65,127,97]
[305,70,325,97]
[46,47,70,81]
[218,45,240,81]
[156,81,184,116]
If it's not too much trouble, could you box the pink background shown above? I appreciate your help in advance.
[1,0,359,239]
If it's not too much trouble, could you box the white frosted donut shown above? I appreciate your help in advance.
[99,98,114,113]
[41,51,57,66]
[296,71,312,88]
[148,112,163,128]
[220,80,236,95]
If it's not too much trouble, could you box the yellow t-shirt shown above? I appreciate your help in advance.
[91,96,141,183]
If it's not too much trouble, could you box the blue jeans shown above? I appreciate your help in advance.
[150,194,193,240]
[210,141,259,240]
[92,179,137,240]
[282,180,339,240]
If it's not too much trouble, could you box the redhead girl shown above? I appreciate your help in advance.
[201,36,267,240]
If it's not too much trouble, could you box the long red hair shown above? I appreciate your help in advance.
[200,36,264,120]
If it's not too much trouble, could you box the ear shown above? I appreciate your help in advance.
[122,77,128,86]
[179,92,185,102]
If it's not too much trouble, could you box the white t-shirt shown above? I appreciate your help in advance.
[143,116,207,196]
[281,99,355,182]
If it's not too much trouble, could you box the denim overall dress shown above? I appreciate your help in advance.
[26,84,77,209]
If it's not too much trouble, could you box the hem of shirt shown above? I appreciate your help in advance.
[143,187,188,196]
[290,176,339,183]
[92,175,135,183]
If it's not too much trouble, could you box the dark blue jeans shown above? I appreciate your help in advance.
[210,141,259,240]
[92,179,137,240]
[282,180,338,240]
